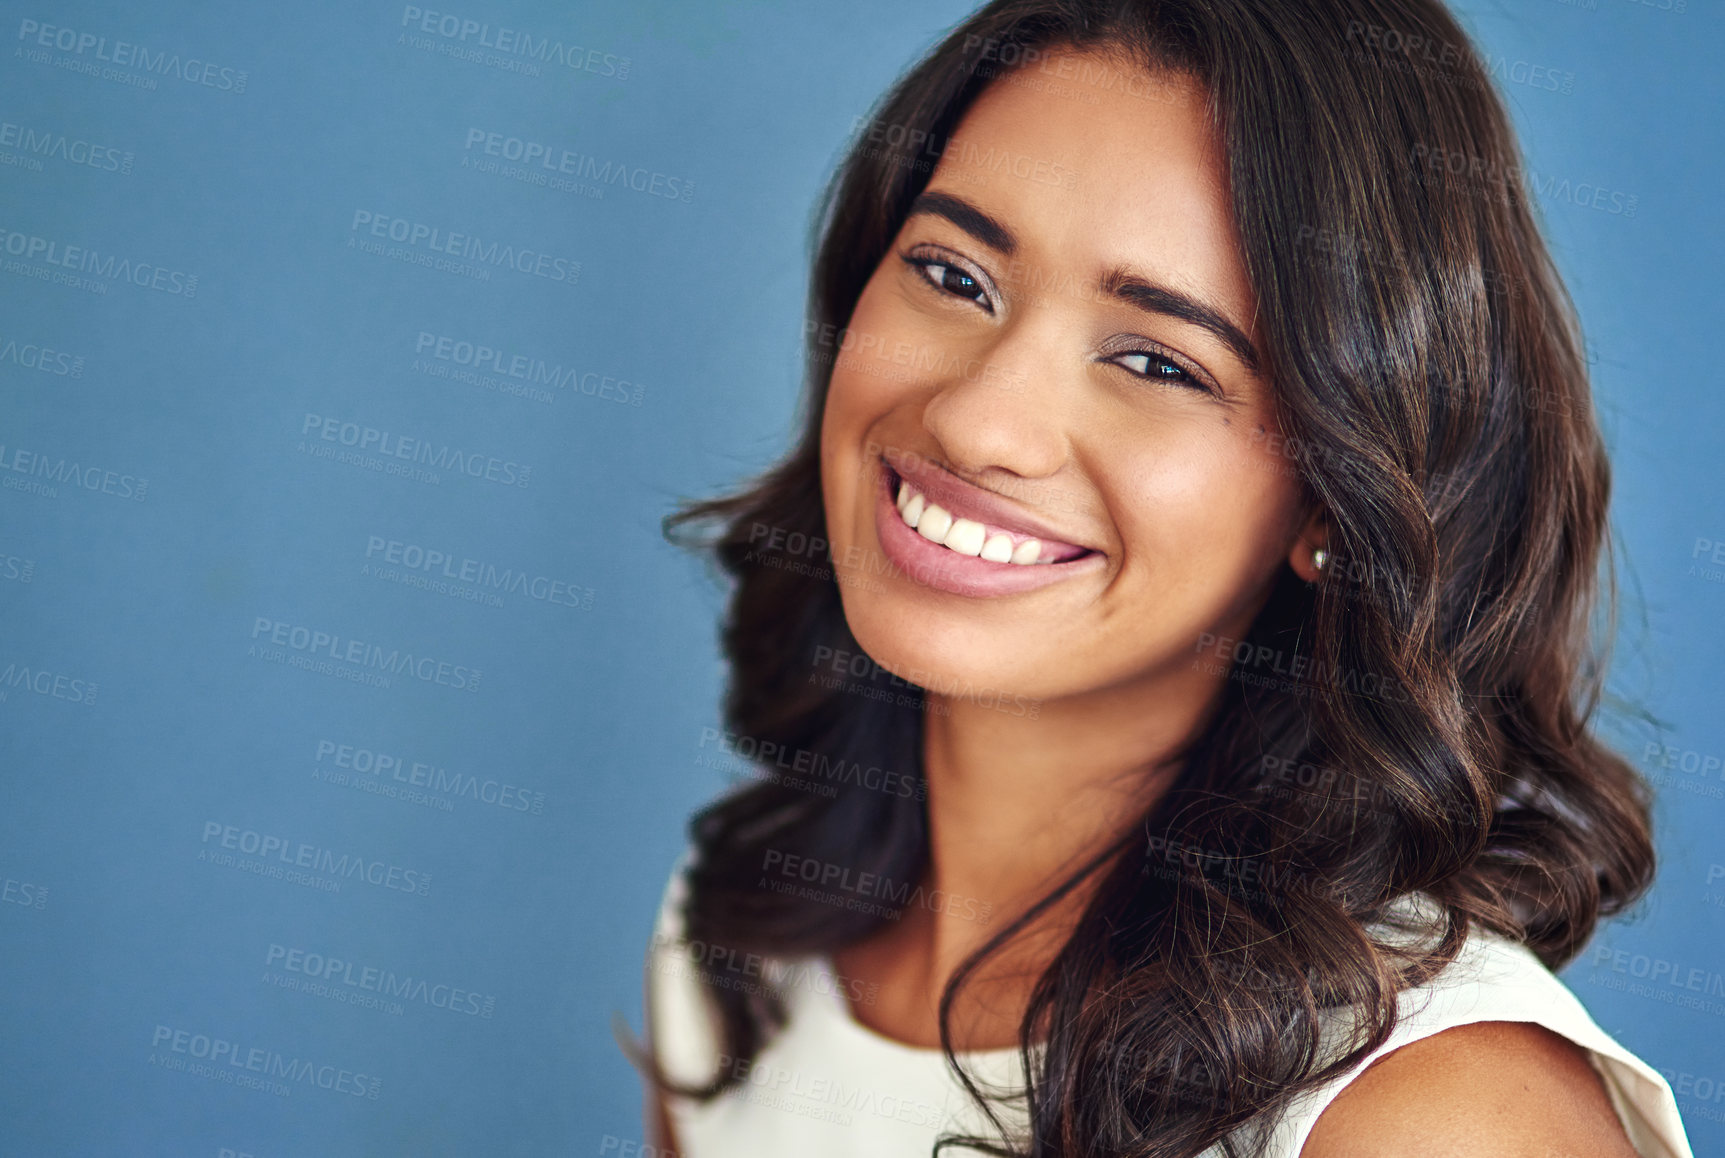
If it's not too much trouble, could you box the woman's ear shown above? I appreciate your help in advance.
[1287,503,1330,584]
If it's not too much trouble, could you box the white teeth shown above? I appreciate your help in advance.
[943,517,986,556]
[892,478,1060,566]
[916,503,953,543]
[902,491,925,527]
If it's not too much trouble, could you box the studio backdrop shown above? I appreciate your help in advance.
[2,1,1721,1155]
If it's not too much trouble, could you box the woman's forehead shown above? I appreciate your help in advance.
[926,47,1257,347]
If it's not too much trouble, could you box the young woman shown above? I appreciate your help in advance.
[638,1,1695,1155]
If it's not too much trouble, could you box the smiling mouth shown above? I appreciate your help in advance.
[883,463,1099,566]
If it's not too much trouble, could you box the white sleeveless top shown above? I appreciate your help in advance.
[645,854,1695,1157]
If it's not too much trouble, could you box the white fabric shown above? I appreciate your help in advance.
[645,854,1695,1157]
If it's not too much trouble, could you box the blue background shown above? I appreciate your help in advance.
[1,1,1720,1154]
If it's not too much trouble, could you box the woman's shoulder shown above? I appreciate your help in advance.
[641,846,725,1088]
[1271,923,1695,1158]
[1299,1018,1635,1157]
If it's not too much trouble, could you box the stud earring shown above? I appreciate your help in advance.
[1312,548,1329,573]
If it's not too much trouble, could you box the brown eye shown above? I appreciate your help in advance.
[1112,351,1213,396]
[927,262,984,301]
[900,252,995,313]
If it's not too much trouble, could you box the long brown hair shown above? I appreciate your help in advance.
[652,1,1655,1154]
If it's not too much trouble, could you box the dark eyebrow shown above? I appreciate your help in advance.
[906,191,1017,255]
[1100,268,1262,376]
[907,189,1262,376]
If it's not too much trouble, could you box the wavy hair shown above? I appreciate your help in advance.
[650,1,1655,1154]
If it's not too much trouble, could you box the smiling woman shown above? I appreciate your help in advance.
[635,1,1696,1156]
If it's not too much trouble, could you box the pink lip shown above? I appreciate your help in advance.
[887,453,1096,560]
[872,459,1106,598]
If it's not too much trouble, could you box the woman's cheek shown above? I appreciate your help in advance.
[1116,456,1264,589]
[835,304,921,400]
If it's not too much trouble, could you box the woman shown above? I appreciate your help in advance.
[637,0,1695,1155]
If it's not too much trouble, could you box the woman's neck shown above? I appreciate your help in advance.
[834,666,1221,1050]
